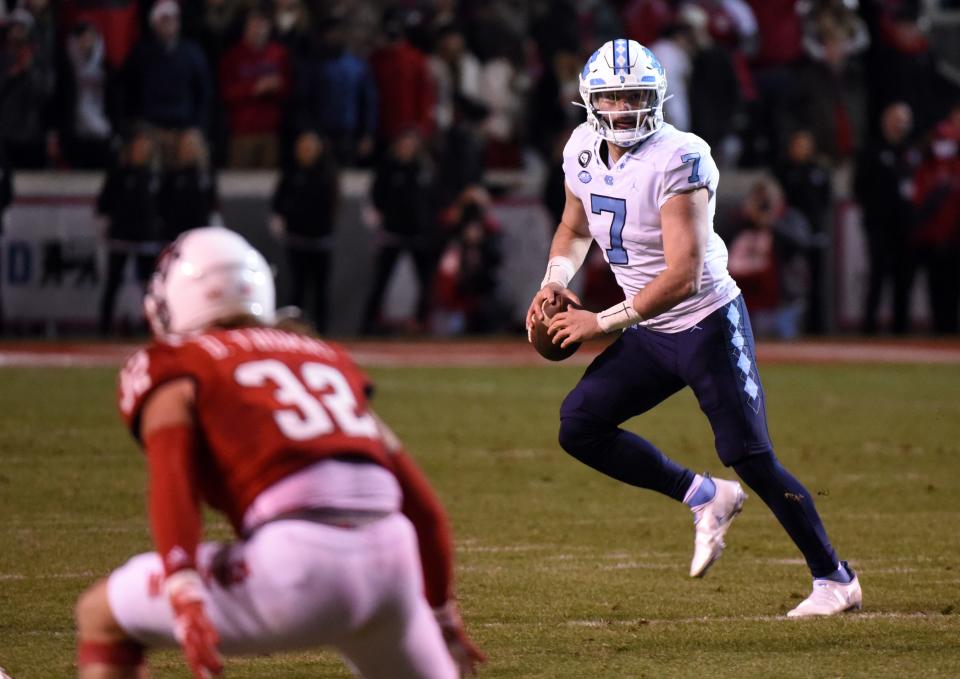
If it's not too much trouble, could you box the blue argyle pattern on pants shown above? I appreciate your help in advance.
[724,301,761,414]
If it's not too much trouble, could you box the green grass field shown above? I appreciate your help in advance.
[1,361,959,678]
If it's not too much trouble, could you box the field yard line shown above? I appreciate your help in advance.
[562,611,947,626]
[0,571,95,580]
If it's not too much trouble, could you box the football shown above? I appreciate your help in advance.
[531,297,582,362]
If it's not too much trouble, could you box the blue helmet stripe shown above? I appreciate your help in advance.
[613,38,630,75]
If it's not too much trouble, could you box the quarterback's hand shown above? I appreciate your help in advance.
[434,601,486,676]
[525,285,582,341]
[166,570,223,679]
[548,307,603,347]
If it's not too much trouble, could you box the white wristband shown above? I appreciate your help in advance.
[597,300,643,333]
[540,256,576,290]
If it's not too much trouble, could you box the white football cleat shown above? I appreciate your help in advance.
[787,563,862,618]
[689,477,746,578]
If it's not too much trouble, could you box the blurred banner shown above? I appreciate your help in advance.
[3,172,553,335]
[2,197,143,329]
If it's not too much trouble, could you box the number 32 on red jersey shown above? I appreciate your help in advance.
[235,359,379,441]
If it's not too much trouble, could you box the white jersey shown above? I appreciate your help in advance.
[562,122,740,332]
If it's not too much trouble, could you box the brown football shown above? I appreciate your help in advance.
[531,297,582,362]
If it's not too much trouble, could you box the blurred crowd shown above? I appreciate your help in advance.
[0,0,958,336]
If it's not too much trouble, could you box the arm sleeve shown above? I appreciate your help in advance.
[392,450,454,607]
[145,424,203,575]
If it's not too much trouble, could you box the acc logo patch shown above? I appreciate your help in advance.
[578,171,592,184]
[604,175,614,185]
[578,150,592,167]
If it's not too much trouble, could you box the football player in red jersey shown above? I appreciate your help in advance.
[75,226,484,679]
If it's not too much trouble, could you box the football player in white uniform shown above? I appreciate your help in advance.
[526,39,861,617]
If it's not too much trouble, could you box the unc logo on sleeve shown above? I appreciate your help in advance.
[578,171,592,184]
[578,150,592,167]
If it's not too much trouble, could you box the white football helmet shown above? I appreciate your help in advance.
[579,39,668,146]
[144,226,275,336]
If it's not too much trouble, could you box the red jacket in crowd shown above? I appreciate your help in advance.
[746,0,803,68]
[219,40,291,136]
[369,41,434,143]
[913,138,960,249]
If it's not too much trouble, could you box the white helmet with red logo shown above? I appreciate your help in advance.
[144,226,275,336]
[579,39,668,146]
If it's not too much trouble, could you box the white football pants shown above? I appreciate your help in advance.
[107,513,457,678]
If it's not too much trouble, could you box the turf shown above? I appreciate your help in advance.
[1,362,959,678]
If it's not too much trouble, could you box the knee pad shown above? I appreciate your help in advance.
[77,639,144,668]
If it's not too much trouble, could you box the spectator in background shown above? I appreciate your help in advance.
[294,16,376,166]
[269,131,339,332]
[776,128,832,333]
[728,176,817,338]
[183,0,246,166]
[527,48,581,161]
[651,11,701,132]
[801,0,869,63]
[433,186,509,334]
[60,0,139,70]
[475,31,525,168]
[911,117,960,334]
[96,130,162,336]
[55,21,117,168]
[184,0,244,65]
[781,22,864,165]
[123,0,213,165]
[435,92,488,211]
[741,0,804,166]
[429,21,482,141]
[0,9,54,167]
[621,0,675,47]
[19,0,57,99]
[429,20,486,204]
[685,3,743,163]
[362,128,438,335]
[854,101,919,334]
[369,7,435,150]
[865,3,958,141]
[158,129,219,241]
[272,0,311,59]
[220,3,290,169]
[529,0,581,64]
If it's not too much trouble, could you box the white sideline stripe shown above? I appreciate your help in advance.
[0,352,119,367]
[3,340,960,368]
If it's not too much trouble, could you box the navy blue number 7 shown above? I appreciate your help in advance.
[590,195,628,265]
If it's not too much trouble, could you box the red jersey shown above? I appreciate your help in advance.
[118,326,455,605]
[118,327,393,534]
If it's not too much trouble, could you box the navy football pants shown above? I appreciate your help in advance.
[559,295,840,576]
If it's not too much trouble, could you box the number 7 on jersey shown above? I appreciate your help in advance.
[590,194,628,265]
